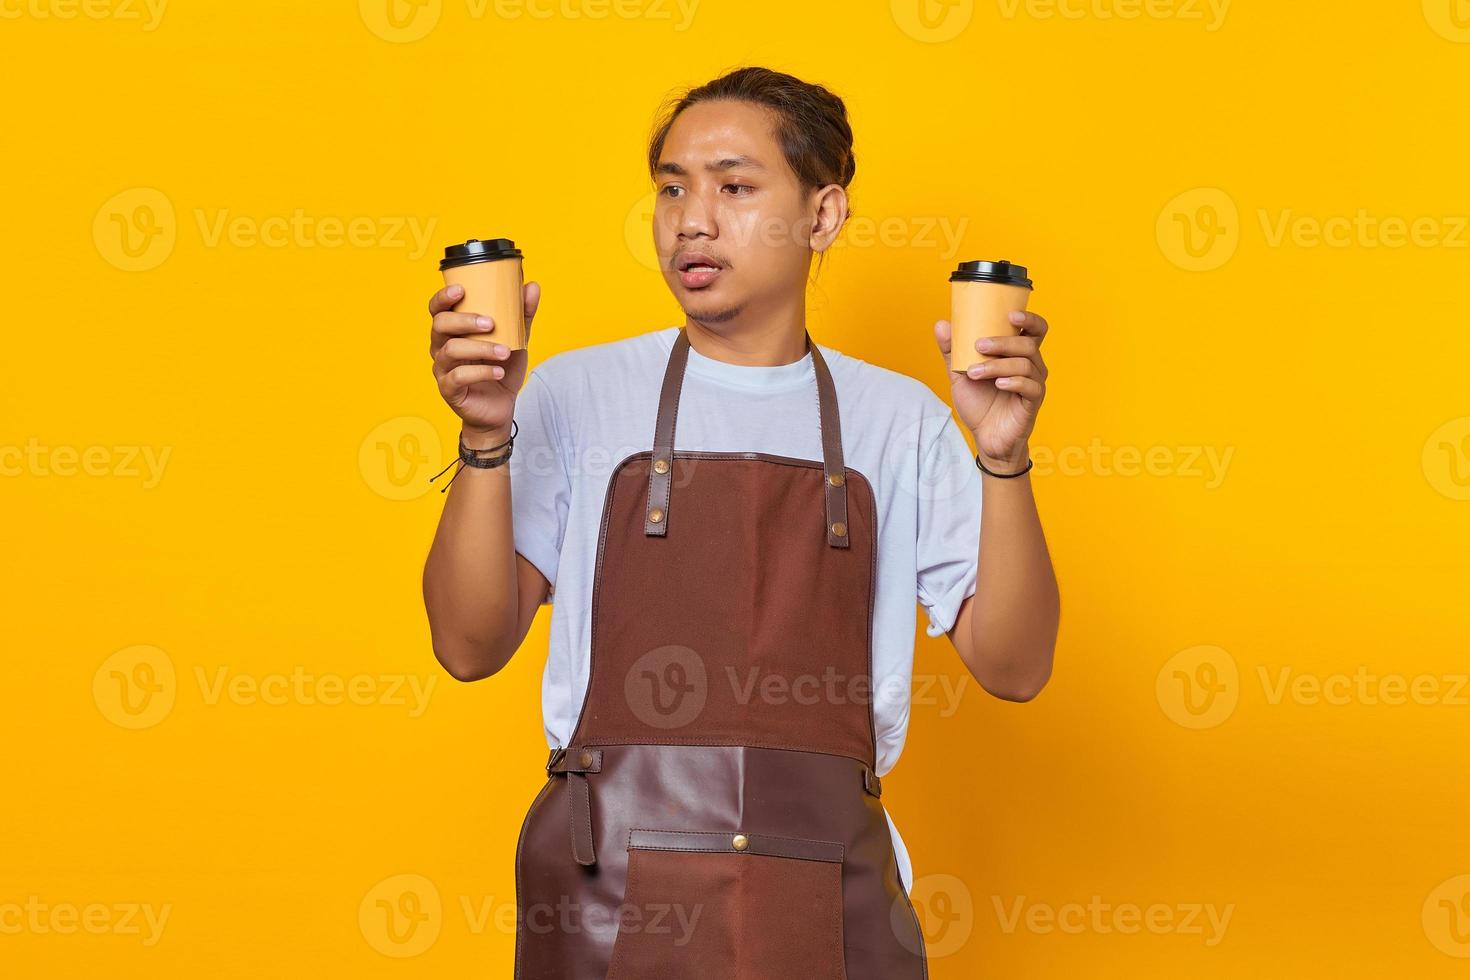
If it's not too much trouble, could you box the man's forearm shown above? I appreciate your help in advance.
[965,443,1060,700]
[422,425,521,681]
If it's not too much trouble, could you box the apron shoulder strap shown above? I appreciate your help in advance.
[644,327,850,548]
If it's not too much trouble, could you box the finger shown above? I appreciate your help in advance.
[436,337,513,371]
[432,310,497,340]
[1008,310,1050,341]
[972,334,1039,359]
[993,375,1044,401]
[965,356,1035,381]
[438,363,505,396]
[974,335,1047,380]
[429,283,465,316]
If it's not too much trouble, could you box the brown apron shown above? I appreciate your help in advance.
[514,327,929,979]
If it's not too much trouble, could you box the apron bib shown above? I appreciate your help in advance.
[514,327,928,979]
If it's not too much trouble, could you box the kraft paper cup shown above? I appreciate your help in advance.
[440,238,527,350]
[949,259,1033,374]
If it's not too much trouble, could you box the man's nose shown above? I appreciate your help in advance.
[675,187,717,239]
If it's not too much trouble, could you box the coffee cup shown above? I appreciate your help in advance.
[949,259,1033,373]
[440,238,527,350]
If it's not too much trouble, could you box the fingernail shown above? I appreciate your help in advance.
[977,338,994,351]
[968,364,986,377]
[1008,311,1026,324]
[450,284,463,296]
[495,345,508,357]
[477,317,493,329]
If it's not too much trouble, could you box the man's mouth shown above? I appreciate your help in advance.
[675,252,726,290]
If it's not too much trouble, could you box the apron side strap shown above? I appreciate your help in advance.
[546,748,601,866]
[862,766,883,799]
[567,772,597,866]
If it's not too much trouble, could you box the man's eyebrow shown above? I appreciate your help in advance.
[654,155,767,176]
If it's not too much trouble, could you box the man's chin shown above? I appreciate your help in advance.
[681,301,744,325]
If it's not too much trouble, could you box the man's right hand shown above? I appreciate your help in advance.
[429,280,540,446]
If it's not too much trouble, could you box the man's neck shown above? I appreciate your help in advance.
[683,309,810,367]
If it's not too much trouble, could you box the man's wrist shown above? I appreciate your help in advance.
[462,424,513,451]
[975,441,1031,474]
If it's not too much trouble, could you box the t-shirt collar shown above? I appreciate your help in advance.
[660,326,818,393]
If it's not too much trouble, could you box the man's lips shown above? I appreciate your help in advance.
[674,252,726,289]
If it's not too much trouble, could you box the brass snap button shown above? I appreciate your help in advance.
[578,750,594,769]
[649,508,664,524]
[731,834,749,852]
[653,459,669,475]
[827,472,844,487]
[831,521,847,537]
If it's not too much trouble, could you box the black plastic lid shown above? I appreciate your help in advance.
[440,238,523,270]
[950,259,1032,287]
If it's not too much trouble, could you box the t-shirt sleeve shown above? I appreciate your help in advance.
[915,410,983,638]
[509,370,572,604]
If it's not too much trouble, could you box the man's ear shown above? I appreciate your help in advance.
[808,184,849,254]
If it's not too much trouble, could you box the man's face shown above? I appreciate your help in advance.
[651,100,823,326]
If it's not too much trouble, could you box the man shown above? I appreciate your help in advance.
[422,66,1059,978]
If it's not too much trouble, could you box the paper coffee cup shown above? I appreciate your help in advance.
[949,259,1033,373]
[440,238,527,350]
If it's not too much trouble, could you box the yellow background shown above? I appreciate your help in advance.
[3,0,1469,975]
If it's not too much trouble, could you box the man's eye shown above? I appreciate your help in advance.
[659,185,683,198]
[724,184,753,195]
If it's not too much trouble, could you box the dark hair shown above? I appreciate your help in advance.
[647,66,856,229]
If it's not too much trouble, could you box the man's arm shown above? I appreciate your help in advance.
[422,432,551,682]
[946,453,1059,702]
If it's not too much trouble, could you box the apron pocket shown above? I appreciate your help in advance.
[605,829,848,980]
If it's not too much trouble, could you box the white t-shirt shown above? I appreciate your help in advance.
[508,325,982,892]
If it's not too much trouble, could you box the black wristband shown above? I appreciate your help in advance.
[428,420,517,492]
[975,454,1033,478]
[459,430,514,469]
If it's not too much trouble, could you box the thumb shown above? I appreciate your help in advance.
[523,280,541,339]
[934,319,953,371]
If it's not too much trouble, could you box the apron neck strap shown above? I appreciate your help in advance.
[644,326,850,549]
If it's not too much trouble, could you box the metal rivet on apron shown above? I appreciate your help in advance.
[827,472,844,487]
[649,508,664,523]
[831,521,847,537]
[578,751,594,768]
[731,834,749,851]
[653,459,669,475]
